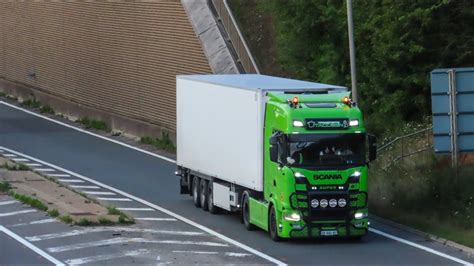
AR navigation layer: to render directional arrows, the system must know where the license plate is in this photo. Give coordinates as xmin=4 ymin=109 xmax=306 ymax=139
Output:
xmin=320 ymin=230 xmax=338 ymax=236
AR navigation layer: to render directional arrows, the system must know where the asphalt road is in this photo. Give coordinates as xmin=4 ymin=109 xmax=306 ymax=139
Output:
xmin=0 ymin=101 xmax=473 ymax=265
xmin=0 ymin=230 xmax=53 ymax=266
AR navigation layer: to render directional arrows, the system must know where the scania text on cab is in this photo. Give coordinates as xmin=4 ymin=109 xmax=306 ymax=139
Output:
xmin=175 ymin=74 xmax=377 ymax=241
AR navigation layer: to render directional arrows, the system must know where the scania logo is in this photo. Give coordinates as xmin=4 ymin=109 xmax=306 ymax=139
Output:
xmin=314 ymin=174 xmax=343 ymax=180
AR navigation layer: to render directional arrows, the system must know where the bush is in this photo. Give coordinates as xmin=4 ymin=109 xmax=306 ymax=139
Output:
xmin=0 ymin=182 xmax=11 ymax=193
xmin=59 ymin=215 xmax=73 ymax=224
xmin=77 ymin=117 xmax=108 ymax=131
xmin=40 ymin=105 xmax=55 ymax=114
xmin=48 ymin=209 xmax=60 ymax=218
xmin=21 ymin=99 xmax=41 ymax=109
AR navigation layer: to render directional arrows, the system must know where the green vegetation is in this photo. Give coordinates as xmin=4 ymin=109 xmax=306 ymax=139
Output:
xmin=59 ymin=215 xmax=73 ymax=224
xmin=77 ymin=218 xmax=95 ymax=226
xmin=140 ymin=133 xmax=175 ymax=152
xmin=77 ymin=117 xmax=108 ymax=131
xmin=21 ymin=99 xmax=41 ymax=109
xmin=48 ymin=209 xmax=60 ymax=217
xmin=39 ymin=105 xmax=55 ymax=114
xmin=0 ymin=92 xmax=6 ymax=97
xmin=0 ymin=182 xmax=12 ymax=193
xmin=231 ymin=0 xmax=474 ymax=135
xmin=1 ymin=162 xmax=30 ymax=171
xmin=11 ymin=192 xmax=48 ymax=212
xmin=99 ymin=217 xmax=114 ymax=225
xmin=107 ymin=206 xmax=135 ymax=224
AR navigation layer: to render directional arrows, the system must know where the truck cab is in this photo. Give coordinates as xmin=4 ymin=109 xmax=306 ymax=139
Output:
xmin=248 ymin=91 xmax=376 ymax=240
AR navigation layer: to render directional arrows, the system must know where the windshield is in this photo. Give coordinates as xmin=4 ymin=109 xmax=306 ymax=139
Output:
xmin=286 ymin=133 xmax=365 ymax=168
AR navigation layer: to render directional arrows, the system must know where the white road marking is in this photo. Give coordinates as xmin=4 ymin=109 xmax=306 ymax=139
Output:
xmin=4 ymin=153 xmax=17 ymax=157
xmin=48 ymin=237 xmax=228 ymax=253
xmin=0 ymin=209 xmax=36 ymax=217
xmin=12 ymin=218 xmax=57 ymax=227
xmin=0 ymin=146 xmax=278 ymax=265
xmin=117 ymin=207 xmax=154 ymax=211
xmin=27 ymin=227 xmax=204 ymax=241
xmin=97 ymin=197 xmax=132 ymax=201
xmin=0 ymin=200 xmax=17 ymax=206
xmin=34 ymin=168 xmax=55 ymax=172
xmin=370 ymin=228 xmax=474 ymax=265
xmin=69 ymin=185 xmax=100 ymax=189
xmin=82 ymin=191 xmax=115 ymax=195
xmin=225 ymin=252 xmax=252 ymax=257
xmin=135 ymin=217 xmax=177 ymax=221
xmin=47 ymin=174 xmax=71 ymax=177
xmin=26 ymin=163 xmax=42 ymax=167
xmin=11 ymin=158 xmax=29 ymax=162
xmin=0 ymin=149 xmax=4 ymax=152
xmin=172 ymin=250 xmax=252 ymax=257
xmin=57 ymin=179 xmax=84 ymax=183
xmin=0 ymin=225 xmax=64 ymax=266
xmin=65 ymin=249 xmax=151 ymax=265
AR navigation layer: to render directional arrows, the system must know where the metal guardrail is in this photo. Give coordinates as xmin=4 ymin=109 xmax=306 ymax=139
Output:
xmin=210 ymin=0 xmax=260 ymax=74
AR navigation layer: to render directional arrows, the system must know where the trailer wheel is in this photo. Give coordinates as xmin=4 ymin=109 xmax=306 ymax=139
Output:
xmin=269 ymin=205 xmax=281 ymax=242
xmin=207 ymin=180 xmax=219 ymax=214
xmin=192 ymin=176 xmax=201 ymax=208
xmin=200 ymin=179 xmax=209 ymax=211
xmin=242 ymin=192 xmax=256 ymax=230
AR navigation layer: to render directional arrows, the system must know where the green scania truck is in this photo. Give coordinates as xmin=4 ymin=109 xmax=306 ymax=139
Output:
xmin=176 ymin=74 xmax=377 ymax=241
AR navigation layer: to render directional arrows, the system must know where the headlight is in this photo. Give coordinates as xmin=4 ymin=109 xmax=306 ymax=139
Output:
xmin=283 ymin=212 xmax=301 ymax=222
xmin=329 ymin=199 xmax=337 ymax=208
xmin=293 ymin=120 xmax=304 ymax=127
xmin=338 ymin=198 xmax=347 ymax=208
xmin=349 ymin=119 xmax=359 ymax=127
xmin=320 ymin=199 xmax=328 ymax=208
xmin=311 ymin=199 xmax=319 ymax=208
xmin=354 ymin=212 xmax=368 ymax=219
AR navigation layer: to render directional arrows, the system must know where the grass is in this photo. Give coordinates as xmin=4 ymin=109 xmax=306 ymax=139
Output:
xmin=0 ymin=182 xmax=12 ymax=193
xmin=107 ymin=206 xmax=135 ymax=224
xmin=76 ymin=218 xmax=95 ymax=226
xmin=11 ymin=192 xmax=48 ymax=212
xmin=39 ymin=105 xmax=55 ymax=114
xmin=0 ymin=92 xmax=6 ymax=97
xmin=48 ymin=209 xmax=60 ymax=218
xmin=59 ymin=215 xmax=73 ymax=224
xmin=1 ymin=162 xmax=30 ymax=171
xmin=99 ymin=217 xmax=114 ymax=225
xmin=77 ymin=117 xmax=108 ymax=131
xmin=140 ymin=133 xmax=175 ymax=152
xmin=21 ymin=99 xmax=41 ymax=109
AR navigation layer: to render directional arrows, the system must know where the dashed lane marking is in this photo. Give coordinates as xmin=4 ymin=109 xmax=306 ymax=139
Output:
xmin=0 ymin=209 xmax=36 ymax=217
xmin=0 ymin=200 xmax=17 ymax=206
xmin=4 ymin=153 xmax=17 ymax=157
xmin=12 ymin=218 xmax=57 ymax=227
xmin=33 ymin=168 xmax=55 ymax=172
xmin=0 ymin=225 xmax=64 ymax=266
xmin=82 ymin=191 xmax=116 ymax=196
xmin=47 ymin=237 xmax=228 ymax=253
xmin=69 ymin=185 xmax=100 ymax=189
xmin=27 ymin=227 xmax=204 ymax=242
xmin=57 ymin=179 xmax=84 ymax=183
xmin=172 ymin=250 xmax=252 ymax=257
xmin=11 ymin=158 xmax=29 ymax=162
xmin=117 ymin=207 xmax=154 ymax=212
xmin=64 ymin=249 xmax=151 ymax=265
xmin=97 ymin=197 xmax=132 ymax=202
xmin=47 ymin=174 xmax=71 ymax=177
xmin=135 ymin=217 xmax=177 ymax=222
xmin=26 ymin=163 xmax=42 ymax=167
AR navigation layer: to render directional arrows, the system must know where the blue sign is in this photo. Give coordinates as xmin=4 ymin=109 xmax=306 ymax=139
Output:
xmin=431 ymin=67 xmax=474 ymax=153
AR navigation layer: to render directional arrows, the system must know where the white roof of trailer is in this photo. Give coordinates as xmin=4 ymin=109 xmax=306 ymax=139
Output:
xmin=177 ymin=74 xmax=347 ymax=92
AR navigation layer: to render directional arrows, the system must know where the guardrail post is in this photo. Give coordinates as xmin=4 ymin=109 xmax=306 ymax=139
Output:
xmin=448 ymin=69 xmax=458 ymax=167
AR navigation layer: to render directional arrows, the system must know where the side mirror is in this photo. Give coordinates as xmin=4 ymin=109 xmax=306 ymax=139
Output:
xmin=269 ymin=135 xmax=279 ymax=162
xmin=368 ymin=134 xmax=377 ymax=162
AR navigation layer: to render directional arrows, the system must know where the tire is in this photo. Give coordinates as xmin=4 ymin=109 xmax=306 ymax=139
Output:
xmin=192 ymin=176 xmax=201 ymax=208
xmin=207 ymin=180 xmax=219 ymax=214
xmin=242 ymin=192 xmax=256 ymax=230
xmin=200 ymin=179 xmax=209 ymax=211
xmin=269 ymin=205 xmax=281 ymax=242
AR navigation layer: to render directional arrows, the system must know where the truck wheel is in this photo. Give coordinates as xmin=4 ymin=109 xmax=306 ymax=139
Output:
xmin=242 ymin=192 xmax=255 ymax=230
xmin=192 ymin=176 xmax=201 ymax=208
xmin=207 ymin=181 xmax=219 ymax=214
xmin=200 ymin=179 xmax=209 ymax=211
xmin=269 ymin=205 xmax=281 ymax=242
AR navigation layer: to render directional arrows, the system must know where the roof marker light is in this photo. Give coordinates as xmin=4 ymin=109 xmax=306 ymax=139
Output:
xmin=343 ymin=96 xmax=351 ymax=106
